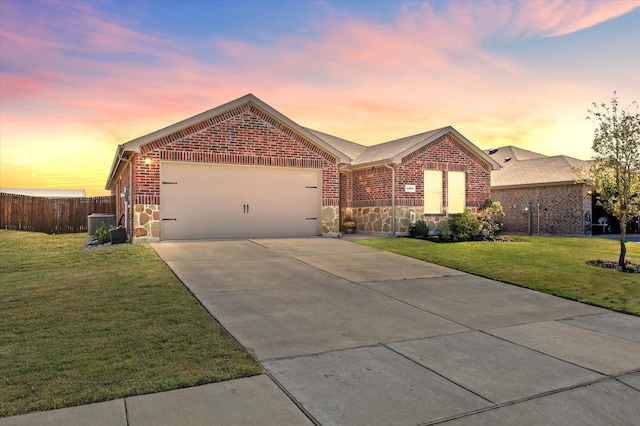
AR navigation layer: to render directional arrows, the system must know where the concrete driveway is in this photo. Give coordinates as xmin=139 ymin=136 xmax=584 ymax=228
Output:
xmin=151 ymin=237 xmax=640 ymax=425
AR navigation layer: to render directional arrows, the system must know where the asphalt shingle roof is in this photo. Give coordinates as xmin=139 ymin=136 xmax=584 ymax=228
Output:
xmin=486 ymin=146 xmax=590 ymax=188
xmin=107 ymin=94 xmax=500 ymax=189
xmin=347 ymin=128 xmax=445 ymax=166
xmin=311 ymin=126 xmax=498 ymax=169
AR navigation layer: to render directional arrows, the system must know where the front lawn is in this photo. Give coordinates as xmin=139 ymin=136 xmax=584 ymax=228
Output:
xmin=0 ymin=231 xmax=262 ymax=417
xmin=356 ymin=236 xmax=640 ymax=315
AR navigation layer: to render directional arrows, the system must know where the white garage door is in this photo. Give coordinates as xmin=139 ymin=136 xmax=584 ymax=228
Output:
xmin=160 ymin=162 xmax=321 ymax=240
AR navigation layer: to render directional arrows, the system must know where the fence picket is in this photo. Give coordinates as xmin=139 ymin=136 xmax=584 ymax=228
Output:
xmin=0 ymin=194 xmax=116 ymax=234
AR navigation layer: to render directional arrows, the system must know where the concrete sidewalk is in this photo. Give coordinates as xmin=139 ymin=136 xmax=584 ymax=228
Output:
xmin=3 ymin=237 xmax=640 ymax=425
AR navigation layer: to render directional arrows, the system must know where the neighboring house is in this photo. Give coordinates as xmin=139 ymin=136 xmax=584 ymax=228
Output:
xmin=486 ymin=146 xmax=592 ymax=235
xmin=106 ymin=94 xmax=499 ymax=242
xmin=0 ymin=188 xmax=86 ymax=198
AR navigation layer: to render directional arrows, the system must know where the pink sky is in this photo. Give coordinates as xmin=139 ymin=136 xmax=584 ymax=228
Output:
xmin=1 ymin=0 xmax=639 ymax=196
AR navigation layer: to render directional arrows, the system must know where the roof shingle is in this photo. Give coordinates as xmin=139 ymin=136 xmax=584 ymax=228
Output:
xmin=486 ymin=146 xmax=590 ymax=188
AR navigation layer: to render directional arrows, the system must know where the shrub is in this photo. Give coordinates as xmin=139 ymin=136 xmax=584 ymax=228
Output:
xmin=449 ymin=210 xmax=481 ymax=241
xmin=412 ymin=220 xmax=429 ymax=237
xmin=95 ymin=224 xmax=111 ymax=244
xmin=437 ymin=221 xmax=452 ymax=241
xmin=478 ymin=200 xmax=505 ymax=239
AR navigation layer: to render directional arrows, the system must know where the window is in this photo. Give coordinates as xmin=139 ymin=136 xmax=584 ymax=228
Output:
xmin=423 ymin=170 xmax=442 ymax=214
xmin=448 ymin=171 xmax=466 ymax=213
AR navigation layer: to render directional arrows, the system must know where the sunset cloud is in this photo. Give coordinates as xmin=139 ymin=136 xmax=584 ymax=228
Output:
xmin=507 ymin=0 xmax=640 ymax=38
xmin=1 ymin=0 xmax=638 ymax=195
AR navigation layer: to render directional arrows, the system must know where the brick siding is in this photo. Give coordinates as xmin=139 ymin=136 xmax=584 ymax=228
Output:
xmin=131 ymin=105 xmax=340 ymax=207
xmin=342 ymin=135 xmax=491 ymax=212
xmin=340 ymin=134 xmax=492 ymax=233
xmin=492 ymin=183 xmax=591 ymax=235
xmin=397 ymin=135 xmax=491 ymax=211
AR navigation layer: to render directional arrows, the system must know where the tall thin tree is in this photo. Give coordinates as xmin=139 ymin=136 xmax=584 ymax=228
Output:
xmin=585 ymin=93 xmax=640 ymax=269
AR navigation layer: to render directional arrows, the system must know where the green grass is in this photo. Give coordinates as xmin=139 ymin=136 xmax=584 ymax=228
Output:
xmin=356 ymin=236 xmax=640 ymax=316
xmin=0 ymin=231 xmax=262 ymax=418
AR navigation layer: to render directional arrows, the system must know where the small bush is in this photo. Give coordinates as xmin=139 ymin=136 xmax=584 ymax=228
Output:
xmin=449 ymin=210 xmax=481 ymax=241
xmin=478 ymin=200 xmax=505 ymax=239
xmin=412 ymin=220 xmax=429 ymax=237
xmin=95 ymin=224 xmax=111 ymax=244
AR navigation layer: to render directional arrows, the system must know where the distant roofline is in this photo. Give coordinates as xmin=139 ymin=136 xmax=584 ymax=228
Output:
xmin=0 ymin=188 xmax=87 ymax=198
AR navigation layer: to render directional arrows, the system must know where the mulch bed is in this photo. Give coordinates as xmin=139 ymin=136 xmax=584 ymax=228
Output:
xmin=586 ymin=259 xmax=640 ymax=273
xmin=82 ymin=235 xmax=129 ymax=251
xmin=412 ymin=236 xmax=519 ymax=243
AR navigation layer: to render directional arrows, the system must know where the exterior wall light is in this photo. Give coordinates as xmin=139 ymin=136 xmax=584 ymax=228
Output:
xmin=144 ymin=156 xmax=152 ymax=165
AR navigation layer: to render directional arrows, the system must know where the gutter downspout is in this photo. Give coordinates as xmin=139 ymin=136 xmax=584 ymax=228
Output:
xmin=384 ymin=162 xmax=396 ymax=236
xmin=117 ymin=148 xmax=134 ymax=242
xmin=338 ymin=163 xmax=350 ymax=233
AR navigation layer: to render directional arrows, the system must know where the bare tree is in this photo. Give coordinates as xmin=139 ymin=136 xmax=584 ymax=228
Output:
xmin=585 ymin=93 xmax=640 ymax=269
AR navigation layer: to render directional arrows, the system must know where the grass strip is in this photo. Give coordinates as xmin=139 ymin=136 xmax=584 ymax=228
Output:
xmin=0 ymin=231 xmax=262 ymax=417
xmin=355 ymin=236 xmax=640 ymax=315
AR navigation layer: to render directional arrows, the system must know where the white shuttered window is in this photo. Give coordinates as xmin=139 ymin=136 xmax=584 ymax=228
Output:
xmin=423 ymin=170 xmax=443 ymax=214
xmin=448 ymin=171 xmax=466 ymax=214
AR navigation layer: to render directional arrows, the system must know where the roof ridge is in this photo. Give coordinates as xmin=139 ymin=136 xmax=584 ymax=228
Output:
xmin=376 ymin=126 xmax=450 ymax=146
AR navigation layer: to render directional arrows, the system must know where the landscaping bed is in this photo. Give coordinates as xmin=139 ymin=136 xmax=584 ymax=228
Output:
xmin=587 ymin=259 xmax=640 ymax=273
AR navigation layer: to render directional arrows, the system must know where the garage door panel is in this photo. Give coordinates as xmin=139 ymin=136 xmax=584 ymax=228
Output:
xmin=160 ymin=162 xmax=321 ymax=240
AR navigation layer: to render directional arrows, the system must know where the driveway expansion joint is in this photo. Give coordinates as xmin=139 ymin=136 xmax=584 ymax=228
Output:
xmin=383 ymin=343 xmax=497 ymax=406
xmin=422 ymin=376 xmax=615 ymax=426
xmin=265 ymin=372 xmax=322 ymax=426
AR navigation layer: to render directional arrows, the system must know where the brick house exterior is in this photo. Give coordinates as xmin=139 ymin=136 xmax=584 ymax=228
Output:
xmin=106 ymin=94 xmax=498 ymax=242
xmin=325 ymin=130 xmax=496 ymax=234
xmin=486 ymin=146 xmax=593 ymax=235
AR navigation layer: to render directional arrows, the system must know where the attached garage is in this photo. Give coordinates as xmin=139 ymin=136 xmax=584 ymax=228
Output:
xmin=160 ymin=162 xmax=321 ymax=240
xmin=106 ymin=94 xmax=496 ymax=243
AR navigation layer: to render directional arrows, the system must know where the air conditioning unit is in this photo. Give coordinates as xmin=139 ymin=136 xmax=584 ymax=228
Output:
xmin=87 ymin=213 xmax=116 ymax=235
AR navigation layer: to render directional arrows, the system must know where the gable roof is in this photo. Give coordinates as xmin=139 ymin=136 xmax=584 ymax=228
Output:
xmin=311 ymin=126 xmax=500 ymax=170
xmin=106 ymin=94 xmax=351 ymax=190
xmin=0 ymin=188 xmax=86 ymax=198
xmin=106 ymin=94 xmax=499 ymax=190
xmin=486 ymin=146 xmax=590 ymax=188
xmin=305 ymin=128 xmax=367 ymax=162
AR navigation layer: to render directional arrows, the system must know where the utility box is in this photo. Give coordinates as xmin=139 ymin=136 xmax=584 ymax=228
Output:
xmin=88 ymin=213 xmax=116 ymax=236
xmin=110 ymin=227 xmax=128 ymax=244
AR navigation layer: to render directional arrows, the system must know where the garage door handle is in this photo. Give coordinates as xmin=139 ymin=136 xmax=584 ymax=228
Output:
xmin=243 ymin=204 xmax=250 ymax=214
xmin=162 ymin=218 xmax=177 ymax=221
xmin=306 ymin=217 xmax=317 ymax=220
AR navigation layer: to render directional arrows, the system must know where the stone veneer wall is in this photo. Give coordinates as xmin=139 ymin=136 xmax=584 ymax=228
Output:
xmin=342 ymin=206 xmax=451 ymax=235
xmin=133 ymin=204 xmax=160 ymax=242
xmin=321 ymin=206 xmax=340 ymax=235
xmin=133 ymin=204 xmax=337 ymax=242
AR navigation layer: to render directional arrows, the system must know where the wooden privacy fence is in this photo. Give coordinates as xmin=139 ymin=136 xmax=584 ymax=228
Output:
xmin=0 ymin=194 xmax=116 ymax=234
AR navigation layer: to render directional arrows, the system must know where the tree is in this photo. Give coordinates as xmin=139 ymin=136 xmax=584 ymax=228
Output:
xmin=584 ymin=93 xmax=640 ymax=269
